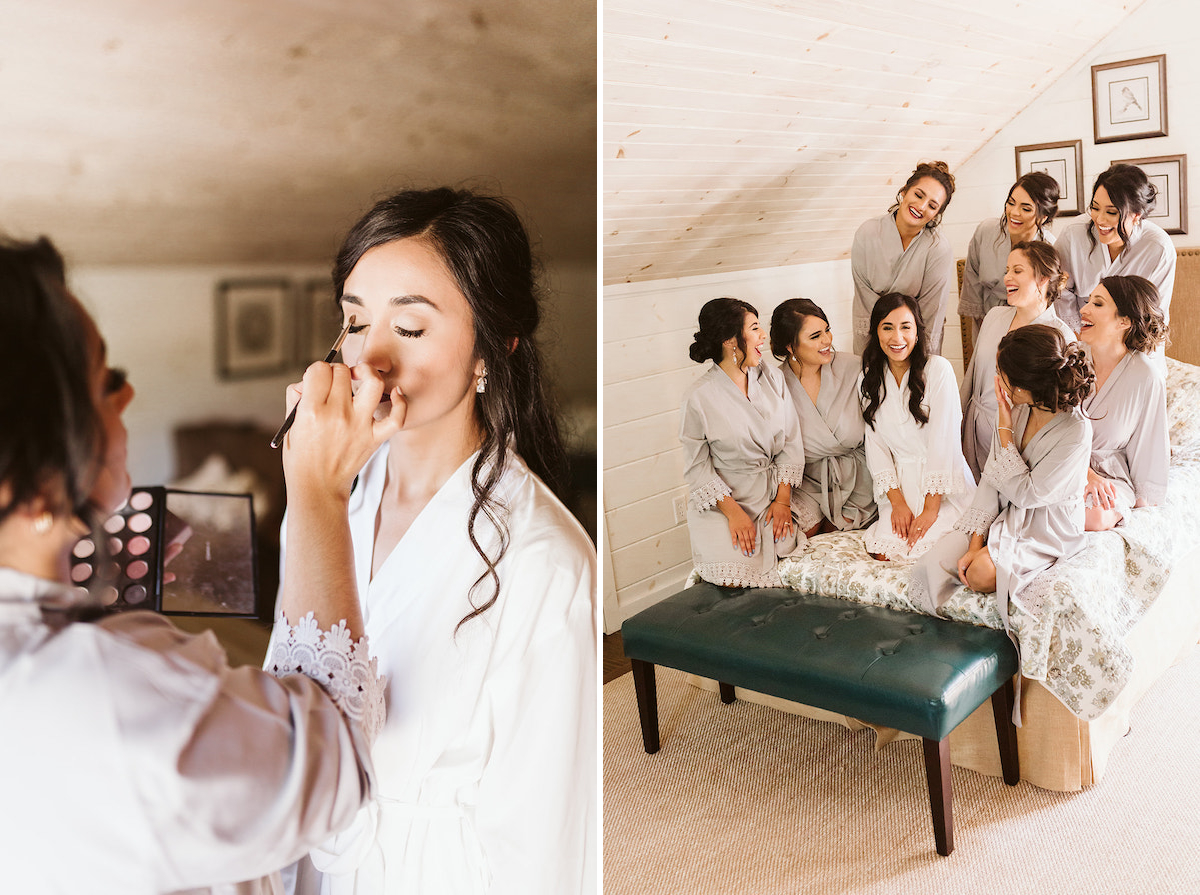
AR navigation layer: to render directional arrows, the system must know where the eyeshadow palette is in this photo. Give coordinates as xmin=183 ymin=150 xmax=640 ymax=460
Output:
xmin=69 ymin=486 xmax=260 ymax=618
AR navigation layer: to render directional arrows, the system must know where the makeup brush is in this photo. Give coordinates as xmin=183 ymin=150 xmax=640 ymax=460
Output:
xmin=270 ymin=315 xmax=356 ymax=449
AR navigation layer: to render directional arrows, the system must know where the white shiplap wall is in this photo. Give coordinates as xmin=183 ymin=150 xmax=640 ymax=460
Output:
xmin=604 ymin=0 xmax=1146 ymax=285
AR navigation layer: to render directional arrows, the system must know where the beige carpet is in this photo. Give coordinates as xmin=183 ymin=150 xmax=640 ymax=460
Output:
xmin=603 ymin=646 xmax=1200 ymax=894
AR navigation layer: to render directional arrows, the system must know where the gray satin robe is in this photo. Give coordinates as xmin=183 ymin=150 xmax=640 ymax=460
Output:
xmin=851 ymin=211 xmax=954 ymax=355
xmin=779 ymin=353 xmax=876 ymax=531
xmin=912 ymin=406 xmax=1092 ymax=620
xmin=961 ymin=304 xmax=1075 ymax=481
xmin=1082 ymin=350 xmax=1169 ymax=512
xmin=957 ymin=218 xmax=1055 ymax=320
xmin=680 ymin=363 xmax=807 ymax=587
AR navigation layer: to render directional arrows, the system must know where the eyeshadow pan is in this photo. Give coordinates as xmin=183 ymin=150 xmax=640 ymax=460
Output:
xmin=108 ymin=536 xmax=124 ymax=556
xmin=123 ymin=584 xmax=147 ymax=605
xmin=127 ymin=536 xmax=150 ymax=557
xmin=126 ymin=560 xmax=149 ymax=581
xmin=70 ymin=563 xmax=92 ymax=584
xmin=72 ymin=539 xmax=95 ymax=559
xmin=100 ymin=586 xmax=120 ymax=606
xmin=128 ymin=512 xmax=152 ymax=534
xmin=104 ymin=515 xmax=127 ymax=534
xmin=129 ymin=490 xmax=154 ymax=511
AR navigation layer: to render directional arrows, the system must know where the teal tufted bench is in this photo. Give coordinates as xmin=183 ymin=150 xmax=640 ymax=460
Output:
xmin=622 ymin=582 xmax=1020 ymax=856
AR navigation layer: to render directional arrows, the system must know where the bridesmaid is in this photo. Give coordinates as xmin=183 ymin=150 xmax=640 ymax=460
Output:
xmin=770 ymin=298 xmax=875 ymax=536
xmin=1078 ymin=275 xmax=1170 ymax=531
xmin=961 ymin=241 xmax=1075 ymax=480
xmin=851 ymin=161 xmax=956 ymax=355
xmin=859 ymin=294 xmax=974 ymax=561
xmin=1055 ymin=164 xmax=1176 ymax=342
xmin=680 ymin=297 xmax=807 ymax=587
xmin=912 ymin=326 xmax=1094 ymax=621
xmin=958 ymin=171 xmax=1060 ymax=339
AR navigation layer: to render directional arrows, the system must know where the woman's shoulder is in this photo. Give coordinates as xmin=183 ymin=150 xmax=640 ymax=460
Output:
xmin=832 ymin=351 xmax=862 ymax=378
xmin=970 ymin=217 xmax=1004 ymax=246
xmin=680 ymin=364 xmax=720 ymax=405
xmin=925 ymin=354 xmax=955 ymax=380
xmin=501 ymin=456 xmax=596 ymax=569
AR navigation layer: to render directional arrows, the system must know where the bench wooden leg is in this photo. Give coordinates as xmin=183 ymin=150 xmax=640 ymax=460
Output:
xmin=718 ymin=681 xmax=736 ymax=704
xmin=991 ymin=676 xmax=1020 ymax=785
xmin=921 ymin=737 xmax=954 ymax=856
xmin=630 ymin=659 xmax=660 ymax=754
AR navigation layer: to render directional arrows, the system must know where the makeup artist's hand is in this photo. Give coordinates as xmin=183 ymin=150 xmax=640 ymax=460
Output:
xmin=282 ymin=362 xmax=405 ymax=502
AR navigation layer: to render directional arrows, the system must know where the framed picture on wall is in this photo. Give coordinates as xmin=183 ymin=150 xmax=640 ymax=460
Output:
xmin=1091 ymin=55 xmax=1168 ymax=144
xmin=215 ymin=279 xmax=293 ymax=380
xmin=298 ymin=278 xmax=343 ymax=368
xmin=1112 ymin=154 xmax=1188 ymax=234
xmin=1014 ymin=139 xmax=1085 ymax=217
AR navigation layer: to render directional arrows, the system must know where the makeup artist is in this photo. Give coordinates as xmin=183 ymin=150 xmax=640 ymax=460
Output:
xmin=0 ymin=236 xmax=394 ymax=894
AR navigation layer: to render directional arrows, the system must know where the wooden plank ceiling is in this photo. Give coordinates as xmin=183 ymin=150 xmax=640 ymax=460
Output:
xmin=603 ymin=0 xmax=1145 ymax=284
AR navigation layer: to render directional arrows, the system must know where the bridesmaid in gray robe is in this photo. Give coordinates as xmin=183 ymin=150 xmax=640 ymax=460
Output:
xmin=680 ymin=298 xmax=807 ymax=588
xmin=957 ymin=172 xmax=1060 ymax=338
xmin=770 ymin=298 xmax=875 ymax=534
xmin=1077 ymin=275 xmax=1170 ymax=530
xmin=912 ymin=326 xmax=1094 ymax=623
xmin=851 ymin=161 xmax=956 ymax=356
xmin=961 ymin=241 xmax=1075 ymax=480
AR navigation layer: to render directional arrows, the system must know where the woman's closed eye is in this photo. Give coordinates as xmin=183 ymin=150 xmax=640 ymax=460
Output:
xmin=395 ymin=326 xmax=425 ymax=338
xmin=347 ymin=322 xmax=368 ymax=335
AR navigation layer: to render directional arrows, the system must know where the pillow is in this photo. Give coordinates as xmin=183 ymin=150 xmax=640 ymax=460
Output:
xmin=1164 ymin=357 xmax=1200 ymax=457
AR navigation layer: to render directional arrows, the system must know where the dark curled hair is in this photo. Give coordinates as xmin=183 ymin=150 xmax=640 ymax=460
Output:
xmin=996 ymin=324 xmax=1094 ymax=411
xmin=1100 ymin=275 xmax=1169 ymax=353
xmin=769 ymin=298 xmax=828 ymax=361
xmin=0 ymin=237 xmax=101 ymax=528
xmin=1087 ymin=164 xmax=1157 ymax=250
xmin=888 ymin=160 xmax=956 ymax=229
xmin=1011 ymin=240 xmax=1068 ymax=308
xmin=860 ymin=293 xmax=930 ymax=429
xmin=334 ymin=188 xmax=566 ymax=632
xmin=688 ymin=297 xmax=757 ymax=364
xmin=998 ymin=171 xmax=1060 ymax=238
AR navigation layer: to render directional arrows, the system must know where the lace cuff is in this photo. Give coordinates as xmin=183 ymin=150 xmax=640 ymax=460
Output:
xmin=982 ymin=441 xmax=1027 ymax=489
xmin=954 ymin=506 xmax=996 ymax=537
xmin=775 ymin=462 xmax=806 ymax=488
xmin=872 ymin=471 xmax=900 ymax=501
xmin=922 ymin=469 xmax=964 ymax=496
xmin=690 ymin=477 xmax=732 ymax=512
xmin=268 ymin=612 xmax=386 ymax=745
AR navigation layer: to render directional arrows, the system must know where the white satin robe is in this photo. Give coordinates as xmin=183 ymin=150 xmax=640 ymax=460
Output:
xmin=0 ymin=568 xmax=374 ymax=895
xmin=860 ymin=355 xmax=975 ymax=561
xmin=961 ymin=304 xmax=1075 ymax=480
xmin=851 ymin=211 xmax=954 ymax=355
xmin=680 ymin=363 xmax=807 ymax=587
xmin=279 ymin=446 xmax=596 ymax=895
xmin=779 ymin=353 xmax=876 ymax=530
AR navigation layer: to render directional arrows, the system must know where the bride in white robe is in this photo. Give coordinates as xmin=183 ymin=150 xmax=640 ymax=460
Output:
xmin=858 ymin=294 xmax=974 ymax=562
xmin=271 ymin=189 xmax=596 ymax=895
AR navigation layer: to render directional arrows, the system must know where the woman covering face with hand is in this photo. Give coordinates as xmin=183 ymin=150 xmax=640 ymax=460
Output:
xmin=851 ymin=161 xmax=956 ymax=355
xmin=858 ymin=294 xmax=974 ymax=562
xmin=771 ymin=298 xmax=875 ymax=536
xmin=680 ymin=297 xmax=806 ymax=587
xmin=0 ymin=237 xmax=386 ymax=894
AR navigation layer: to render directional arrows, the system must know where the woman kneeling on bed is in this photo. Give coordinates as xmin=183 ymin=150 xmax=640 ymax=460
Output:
xmin=912 ymin=325 xmax=1093 ymax=617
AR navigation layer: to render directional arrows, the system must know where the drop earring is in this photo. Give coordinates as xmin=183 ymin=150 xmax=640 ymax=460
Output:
xmin=476 ymin=366 xmax=487 ymax=394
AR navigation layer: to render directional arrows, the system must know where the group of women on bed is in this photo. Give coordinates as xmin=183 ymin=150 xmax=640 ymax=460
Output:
xmin=681 ymin=159 xmax=1173 ymax=624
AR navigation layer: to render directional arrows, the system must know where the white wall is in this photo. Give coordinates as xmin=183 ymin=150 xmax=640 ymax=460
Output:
xmin=941 ymin=0 xmax=1200 ymax=260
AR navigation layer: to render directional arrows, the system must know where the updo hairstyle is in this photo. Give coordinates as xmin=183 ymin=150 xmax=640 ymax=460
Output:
xmin=689 ymin=297 xmax=758 ymax=365
xmin=1100 ymin=275 xmax=1169 ymax=353
xmin=1088 ymin=164 xmax=1158 ymax=249
xmin=889 ymin=161 xmax=956 ymax=228
xmin=1010 ymin=240 xmax=1068 ymax=308
xmin=769 ymin=298 xmax=828 ymax=361
xmin=1001 ymin=171 xmax=1060 ymax=237
xmin=996 ymin=324 xmax=1094 ymax=411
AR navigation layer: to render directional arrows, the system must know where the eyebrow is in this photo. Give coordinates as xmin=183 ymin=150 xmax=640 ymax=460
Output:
xmin=341 ymin=293 xmax=440 ymax=311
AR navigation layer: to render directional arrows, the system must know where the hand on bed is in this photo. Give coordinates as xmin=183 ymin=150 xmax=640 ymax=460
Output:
xmin=1085 ymin=467 xmax=1119 ymax=510
xmin=766 ymin=500 xmax=793 ymax=543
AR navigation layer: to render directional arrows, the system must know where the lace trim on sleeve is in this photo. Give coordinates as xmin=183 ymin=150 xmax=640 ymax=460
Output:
xmin=922 ymin=469 xmax=965 ymax=496
xmin=872 ymin=471 xmax=899 ymax=501
xmin=982 ymin=441 xmax=1028 ymax=489
xmin=953 ymin=506 xmax=997 ymax=537
xmin=1136 ymin=482 xmax=1167 ymax=507
xmin=690 ymin=477 xmax=732 ymax=512
xmin=268 ymin=612 xmax=386 ymax=745
xmin=775 ymin=462 xmax=806 ymax=488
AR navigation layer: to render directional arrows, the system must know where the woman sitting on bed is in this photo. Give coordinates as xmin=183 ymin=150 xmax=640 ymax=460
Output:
xmin=859 ymin=293 xmax=974 ymax=561
xmin=1078 ymin=275 xmax=1169 ymax=531
xmin=680 ymin=297 xmax=806 ymax=587
xmin=913 ymin=325 xmax=1094 ymax=618
xmin=961 ymin=241 xmax=1075 ymax=480
xmin=771 ymin=298 xmax=876 ymax=536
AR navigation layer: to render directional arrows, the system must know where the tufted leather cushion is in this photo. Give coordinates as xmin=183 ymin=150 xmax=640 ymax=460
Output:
xmin=623 ymin=582 xmax=1018 ymax=742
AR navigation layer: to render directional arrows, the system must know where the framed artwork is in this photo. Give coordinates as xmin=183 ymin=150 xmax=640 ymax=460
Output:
xmin=215 ymin=279 xmax=293 ymax=379
xmin=1091 ymin=55 xmax=1168 ymax=144
xmin=1112 ymin=154 xmax=1188 ymax=235
xmin=1014 ymin=140 xmax=1085 ymax=217
xmin=298 ymin=278 xmax=344 ymax=367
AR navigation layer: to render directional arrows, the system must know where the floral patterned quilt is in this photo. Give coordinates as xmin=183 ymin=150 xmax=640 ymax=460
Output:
xmin=772 ymin=358 xmax=1200 ymax=722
